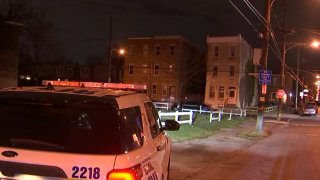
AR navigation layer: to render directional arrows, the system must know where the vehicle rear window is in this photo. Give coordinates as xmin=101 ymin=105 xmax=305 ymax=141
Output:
xmin=0 ymin=91 xmax=143 ymax=155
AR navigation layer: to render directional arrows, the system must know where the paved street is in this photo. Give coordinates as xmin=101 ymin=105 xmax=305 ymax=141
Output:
xmin=170 ymin=112 xmax=320 ymax=180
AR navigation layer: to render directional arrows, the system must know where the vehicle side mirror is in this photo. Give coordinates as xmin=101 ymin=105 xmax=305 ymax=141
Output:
xmin=162 ymin=120 xmax=180 ymax=131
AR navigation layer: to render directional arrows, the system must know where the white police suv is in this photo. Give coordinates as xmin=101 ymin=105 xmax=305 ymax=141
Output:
xmin=0 ymin=80 xmax=180 ymax=180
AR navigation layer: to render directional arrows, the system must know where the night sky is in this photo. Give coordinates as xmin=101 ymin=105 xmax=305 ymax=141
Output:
xmin=26 ymin=0 xmax=320 ymax=69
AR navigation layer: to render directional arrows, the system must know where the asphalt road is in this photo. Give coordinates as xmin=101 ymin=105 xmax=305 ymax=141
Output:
xmin=170 ymin=113 xmax=320 ymax=180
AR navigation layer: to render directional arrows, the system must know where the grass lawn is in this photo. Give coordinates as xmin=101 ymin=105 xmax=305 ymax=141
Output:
xmin=166 ymin=113 xmax=253 ymax=142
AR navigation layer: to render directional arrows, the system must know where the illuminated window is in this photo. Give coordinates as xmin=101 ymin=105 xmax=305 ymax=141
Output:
xmin=141 ymin=64 xmax=148 ymax=76
xmin=143 ymin=45 xmax=148 ymax=57
xmin=169 ymin=65 xmax=173 ymax=73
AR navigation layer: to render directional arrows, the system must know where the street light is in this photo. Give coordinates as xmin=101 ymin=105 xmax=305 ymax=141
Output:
xmin=107 ymin=48 xmax=125 ymax=82
xmin=311 ymin=41 xmax=320 ymax=48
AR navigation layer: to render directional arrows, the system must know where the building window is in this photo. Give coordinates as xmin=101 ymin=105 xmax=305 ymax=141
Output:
xmin=143 ymin=45 xmax=149 ymax=57
xmin=142 ymin=64 xmax=148 ymax=76
xmin=154 ymin=64 xmax=160 ymax=75
xmin=219 ymin=86 xmax=224 ymax=99
xmin=229 ymin=45 xmax=236 ymax=57
xmin=229 ymin=87 xmax=236 ymax=98
xmin=170 ymin=45 xmax=175 ymax=55
xmin=162 ymin=84 xmax=167 ymax=97
xmin=230 ymin=66 xmax=234 ymax=78
xmin=81 ymin=68 xmax=89 ymax=75
xmin=213 ymin=66 xmax=218 ymax=77
xmin=209 ymin=86 xmax=215 ymax=98
xmin=213 ymin=45 xmax=219 ymax=59
xmin=152 ymin=84 xmax=157 ymax=95
xmin=129 ymin=64 xmax=134 ymax=75
xmin=155 ymin=45 xmax=160 ymax=56
xmin=169 ymin=86 xmax=176 ymax=99
xmin=169 ymin=65 xmax=173 ymax=73
xmin=129 ymin=45 xmax=135 ymax=56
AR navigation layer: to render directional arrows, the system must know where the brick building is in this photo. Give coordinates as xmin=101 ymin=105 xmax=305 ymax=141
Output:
xmin=123 ymin=36 xmax=205 ymax=104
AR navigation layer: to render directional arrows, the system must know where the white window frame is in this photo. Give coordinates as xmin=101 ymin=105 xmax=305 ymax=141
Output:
xmin=229 ymin=87 xmax=236 ymax=98
xmin=218 ymin=86 xmax=224 ymax=99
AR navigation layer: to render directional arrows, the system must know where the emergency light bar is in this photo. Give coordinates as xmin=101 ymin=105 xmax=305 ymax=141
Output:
xmin=42 ymin=80 xmax=147 ymax=90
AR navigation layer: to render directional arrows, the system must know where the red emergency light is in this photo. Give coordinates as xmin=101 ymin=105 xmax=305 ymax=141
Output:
xmin=42 ymin=80 xmax=147 ymax=90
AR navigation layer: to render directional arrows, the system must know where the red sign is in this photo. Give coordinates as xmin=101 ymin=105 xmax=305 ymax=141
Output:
xmin=276 ymin=89 xmax=286 ymax=99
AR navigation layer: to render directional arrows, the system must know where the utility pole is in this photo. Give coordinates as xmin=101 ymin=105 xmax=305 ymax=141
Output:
xmin=295 ymin=47 xmax=300 ymax=111
xmin=277 ymin=0 xmax=287 ymax=121
xmin=257 ymin=0 xmax=272 ymax=132
xmin=107 ymin=14 xmax=113 ymax=82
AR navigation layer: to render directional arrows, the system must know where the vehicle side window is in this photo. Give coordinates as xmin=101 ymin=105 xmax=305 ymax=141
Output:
xmin=144 ymin=102 xmax=161 ymax=138
xmin=119 ymin=106 xmax=144 ymax=152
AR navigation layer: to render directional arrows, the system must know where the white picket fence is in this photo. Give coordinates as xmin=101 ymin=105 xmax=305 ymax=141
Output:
xmin=210 ymin=110 xmax=222 ymax=122
xmin=181 ymin=104 xmax=211 ymax=114
xmin=158 ymin=111 xmax=193 ymax=125
xmin=153 ymin=102 xmax=170 ymax=111
xmin=158 ymin=108 xmax=247 ymax=125
xmin=244 ymin=105 xmax=278 ymax=116
xmin=156 ymin=102 xmax=278 ymax=125
xmin=265 ymin=106 xmax=278 ymax=112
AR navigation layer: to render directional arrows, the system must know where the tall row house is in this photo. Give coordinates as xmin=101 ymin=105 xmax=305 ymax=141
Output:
xmin=205 ymin=35 xmax=254 ymax=108
xmin=123 ymin=36 xmax=204 ymax=105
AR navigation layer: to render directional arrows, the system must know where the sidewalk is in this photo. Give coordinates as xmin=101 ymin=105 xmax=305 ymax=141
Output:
xmin=170 ymin=113 xmax=290 ymax=179
xmin=264 ymin=110 xmax=299 ymax=120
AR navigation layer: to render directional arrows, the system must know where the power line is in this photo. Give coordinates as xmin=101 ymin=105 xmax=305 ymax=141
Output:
xmin=228 ymin=0 xmax=259 ymax=34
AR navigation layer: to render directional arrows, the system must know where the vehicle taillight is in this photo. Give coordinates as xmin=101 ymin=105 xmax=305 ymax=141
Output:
xmin=107 ymin=164 xmax=143 ymax=180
